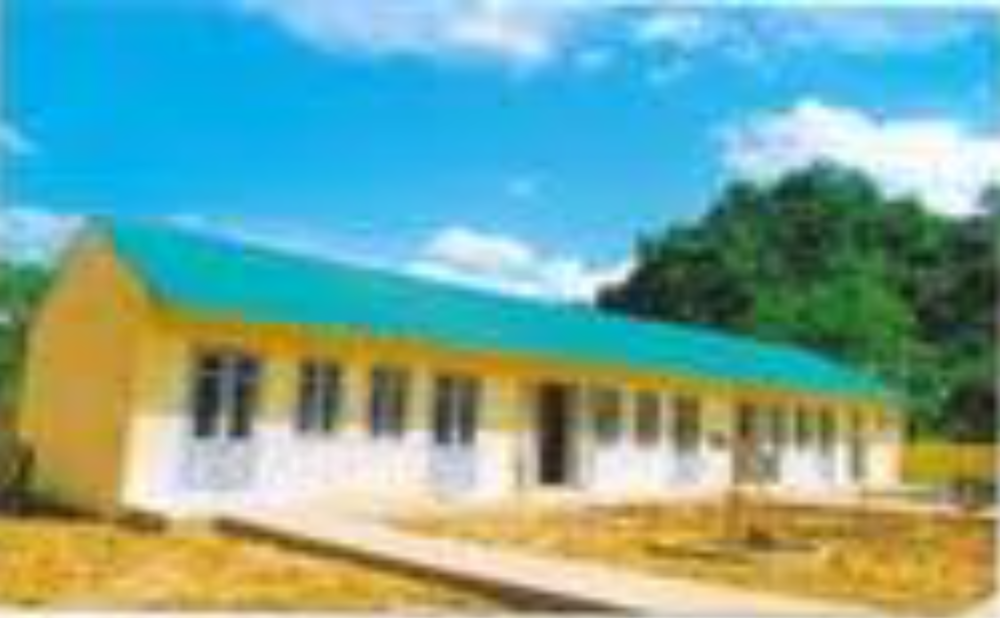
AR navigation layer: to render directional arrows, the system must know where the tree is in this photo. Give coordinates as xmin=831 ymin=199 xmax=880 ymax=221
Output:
xmin=600 ymin=163 xmax=997 ymax=441
xmin=0 ymin=261 xmax=52 ymax=421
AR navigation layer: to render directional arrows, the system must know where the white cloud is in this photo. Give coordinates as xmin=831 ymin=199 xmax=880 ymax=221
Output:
xmin=0 ymin=207 xmax=83 ymax=263
xmin=240 ymin=0 xmax=585 ymax=67
xmin=1 ymin=121 xmax=36 ymax=157
xmin=633 ymin=9 xmax=715 ymax=50
xmin=235 ymin=2 xmax=989 ymax=75
xmin=722 ymin=98 xmax=1000 ymax=216
xmin=172 ymin=215 xmax=630 ymax=301
xmin=629 ymin=7 xmax=990 ymax=88
xmin=170 ymin=216 xmax=630 ymax=301
xmin=756 ymin=10 xmax=986 ymax=55
xmin=633 ymin=8 xmax=986 ymax=59
xmin=0 ymin=210 xmax=630 ymax=301
xmin=410 ymin=225 xmax=629 ymax=302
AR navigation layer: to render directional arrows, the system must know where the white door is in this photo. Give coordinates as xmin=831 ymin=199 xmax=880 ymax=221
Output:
xmin=181 ymin=351 xmax=261 ymax=492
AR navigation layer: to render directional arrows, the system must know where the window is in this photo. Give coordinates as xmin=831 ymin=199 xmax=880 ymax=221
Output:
xmin=369 ymin=365 xmax=410 ymax=439
xmin=190 ymin=349 xmax=262 ymax=440
xmin=794 ymin=407 xmax=812 ymax=450
xmin=634 ymin=391 xmax=663 ymax=447
xmin=818 ymin=409 xmax=836 ymax=455
xmin=735 ymin=404 xmax=783 ymax=483
xmin=591 ymin=387 xmax=624 ymax=445
xmin=849 ymin=410 xmax=868 ymax=482
xmin=733 ymin=403 xmax=757 ymax=481
xmin=764 ymin=408 xmax=785 ymax=481
xmin=297 ymin=360 xmax=341 ymax=435
xmin=673 ymin=396 xmax=701 ymax=454
xmin=768 ymin=407 xmax=788 ymax=449
xmin=432 ymin=374 xmax=481 ymax=447
xmin=877 ymin=413 xmax=897 ymax=441
xmin=735 ymin=403 xmax=755 ymax=445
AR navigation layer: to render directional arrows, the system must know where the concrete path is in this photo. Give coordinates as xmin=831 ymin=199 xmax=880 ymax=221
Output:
xmin=220 ymin=505 xmax=876 ymax=616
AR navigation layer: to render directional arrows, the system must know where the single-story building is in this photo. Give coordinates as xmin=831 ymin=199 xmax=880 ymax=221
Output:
xmin=19 ymin=219 xmax=903 ymax=517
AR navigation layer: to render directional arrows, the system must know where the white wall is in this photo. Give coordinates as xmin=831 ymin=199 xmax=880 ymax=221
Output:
xmin=122 ymin=412 xmax=525 ymax=516
xmin=573 ymin=394 xmax=736 ymax=499
xmin=120 ymin=355 xmax=901 ymax=517
xmin=121 ymin=416 xmax=898 ymax=517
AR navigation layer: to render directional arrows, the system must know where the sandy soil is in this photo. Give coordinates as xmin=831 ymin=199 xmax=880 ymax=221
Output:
xmin=403 ymin=499 xmax=996 ymax=615
xmin=0 ymin=514 xmax=503 ymax=611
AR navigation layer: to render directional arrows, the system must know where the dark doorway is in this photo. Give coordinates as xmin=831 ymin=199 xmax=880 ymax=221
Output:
xmin=535 ymin=383 xmax=576 ymax=486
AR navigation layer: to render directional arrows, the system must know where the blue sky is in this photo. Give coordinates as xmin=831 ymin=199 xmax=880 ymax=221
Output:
xmin=3 ymin=1 xmax=998 ymax=300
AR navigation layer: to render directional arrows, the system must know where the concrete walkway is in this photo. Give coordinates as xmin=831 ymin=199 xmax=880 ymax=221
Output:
xmin=220 ymin=505 xmax=875 ymax=615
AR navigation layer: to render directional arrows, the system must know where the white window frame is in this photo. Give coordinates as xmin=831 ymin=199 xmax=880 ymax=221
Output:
xmin=673 ymin=395 xmax=702 ymax=455
xmin=188 ymin=348 xmax=262 ymax=441
xmin=849 ymin=410 xmax=869 ymax=483
xmin=634 ymin=390 xmax=664 ymax=448
xmin=793 ymin=406 xmax=813 ymax=451
xmin=369 ymin=365 xmax=410 ymax=440
xmin=590 ymin=386 xmax=625 ymax=446
xmin=817 ymin=408 xmax=838 ymax=481
xmin=296 ymin=359 xmax=342 ymax=436
xmin=432 ymin=374 xmax=481 ymax=447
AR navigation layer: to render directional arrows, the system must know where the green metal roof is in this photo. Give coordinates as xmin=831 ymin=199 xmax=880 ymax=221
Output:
xmin=96 ymin=218 xmax=890 ymax=403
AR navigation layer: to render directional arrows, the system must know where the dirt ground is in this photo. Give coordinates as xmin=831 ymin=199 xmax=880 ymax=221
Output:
xmin=403 ymin=499 xmax=996 ymax=615
xmin=0 ymin=514 xmax=503 ymax=611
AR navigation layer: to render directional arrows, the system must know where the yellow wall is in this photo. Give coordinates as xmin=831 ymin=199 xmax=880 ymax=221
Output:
xmin=902 ymin=441 xmax=996 ymax=486
xmin=18 ymin=232 xmax=155 ymax=512
xmin=139 ymin=313 xmax=896 ymax=437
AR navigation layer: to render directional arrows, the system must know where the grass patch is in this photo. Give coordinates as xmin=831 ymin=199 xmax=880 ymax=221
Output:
xmin=0 ymin=514 xmax=504 ymax=610
xmin=403 ymin=500 xmax=995 ymax=615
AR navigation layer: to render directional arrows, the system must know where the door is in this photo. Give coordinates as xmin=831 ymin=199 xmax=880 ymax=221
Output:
xmin=535 ymin=383 xmax=577 ymax=486
xmin=429 ymin=375 xmax=480 ymax=496
xmin=182 ymin=350 xmax=261 ymax=492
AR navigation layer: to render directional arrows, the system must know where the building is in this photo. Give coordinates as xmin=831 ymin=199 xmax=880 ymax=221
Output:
xmin=19 ymin=219 xmax=902 ymax=517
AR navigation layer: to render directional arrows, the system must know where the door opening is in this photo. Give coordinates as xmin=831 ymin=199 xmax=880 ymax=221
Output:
xmin=535 ymin=383 xmax=576 ymax=486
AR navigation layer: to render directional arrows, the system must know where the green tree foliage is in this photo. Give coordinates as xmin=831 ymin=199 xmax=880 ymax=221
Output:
xmin=600 ymin=163 xmax=997 ymax=441
xmin=0 ymin=261 xmax=52 ymax=420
